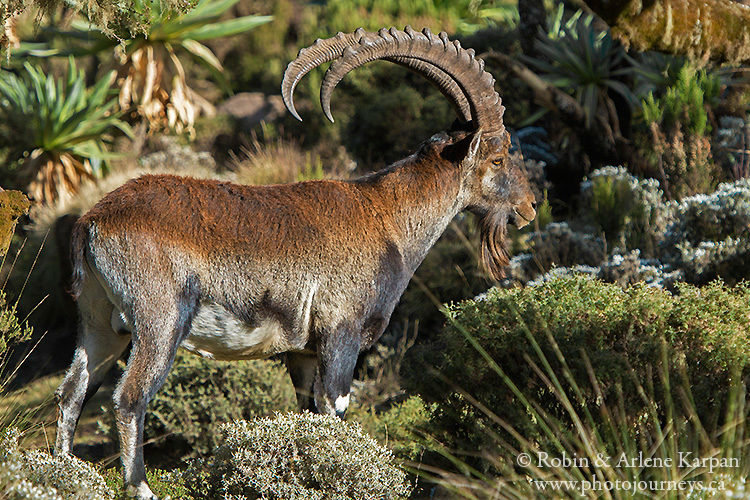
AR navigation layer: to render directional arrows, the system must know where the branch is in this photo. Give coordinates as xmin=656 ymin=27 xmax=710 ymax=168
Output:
xmin=582 ymin=0 xmax=750 ymax=65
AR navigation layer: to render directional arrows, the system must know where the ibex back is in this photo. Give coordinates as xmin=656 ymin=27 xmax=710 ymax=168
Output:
xmin=55 ymin=26 xmax=536 ymax=499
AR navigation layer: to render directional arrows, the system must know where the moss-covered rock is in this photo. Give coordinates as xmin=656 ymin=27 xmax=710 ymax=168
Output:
xmin=0 ymin=189 xmax=29 ymax=257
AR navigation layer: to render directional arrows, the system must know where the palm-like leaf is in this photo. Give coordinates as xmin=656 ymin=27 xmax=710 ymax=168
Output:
xmin=16 ymin=0 xmax=271 ymax=134
xmin=526 ymin=8 xmax=635 ymax=129
xmin=0 ymin=58 xmax=132 ymax=204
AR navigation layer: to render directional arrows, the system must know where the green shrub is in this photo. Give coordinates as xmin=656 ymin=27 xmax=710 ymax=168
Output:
xmin=0 ymin=289 xmax=33 ymax=357
xmin=101 ymin=467 xmax=191 ymax=500
xmin=349 ymin=395 xmax=434 ymax=461
xmin=580 ymin=166 xmax=672 ymax=256
xmin=183 ymin=412 xmax=413 ymax=499
xmin=0 ymin=58 xmax=132 ymax=204
xmin=528 ymin=6 xmax=634 ymax=130
xmin=505 ymin=222 xmax=606 ymax=284
xmin=412 ymin=275 xmax=750 ymax=468
xmin=419 ymin=318 xmax=750 ymax=498
xmin=139 ymin=351 xmax=296 ymax=459
xmin=663 ymin=178 xmax=750 ymax=284
xmin=0 ymin=428 xmax=113 ymax=499
xmin=638 ymin=64 xmax=723 ymax=198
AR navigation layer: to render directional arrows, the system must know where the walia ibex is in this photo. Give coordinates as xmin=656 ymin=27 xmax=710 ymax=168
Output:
xmin=54 ymin=26 xmax=536 ymax=499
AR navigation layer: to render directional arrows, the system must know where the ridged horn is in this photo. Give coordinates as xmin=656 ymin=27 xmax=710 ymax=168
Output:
xmin=281 ymin=27 xmax=472 ymax=122
xmin=319 ymin=27 xmax=505 ymax=136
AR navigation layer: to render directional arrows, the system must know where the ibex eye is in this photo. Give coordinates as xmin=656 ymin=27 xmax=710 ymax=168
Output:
xmin=492 ymin=159 xmax=502 ymax=166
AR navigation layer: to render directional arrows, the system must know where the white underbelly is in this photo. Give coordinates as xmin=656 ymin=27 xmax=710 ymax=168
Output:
xmin=181 ymin=302 xmax=287 ymax=360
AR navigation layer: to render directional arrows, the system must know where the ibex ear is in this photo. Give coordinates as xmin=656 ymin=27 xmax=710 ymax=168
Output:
xmin=441 ymin=129 xmax=483 ymax=168
xmin=463 ymin=128 xmax=483 ymax=168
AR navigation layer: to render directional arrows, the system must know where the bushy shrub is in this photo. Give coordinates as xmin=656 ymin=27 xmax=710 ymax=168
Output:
xmin=639 ymin=64 xmax=723 ymax=198
xmin=183 ymin=412 xmax=413 ymax=499
xmin=232 ymin=138 xmax=331 ymax=186
xmin=509 ymin=169 xmax=750 ymax=288
xmin=580 ymin=166 xmax=672 ymax=255
xmin=595 ymin=249 xmax=683 ymax=288
xmin=0 ymin=428 xmax=113 ymax=500
xmin=137 ymin=351 xmax=296 ymax=459
xmin=101 ymin=467 xmax=191 ymax=500
xmin=505 ymin=222 xmax=606 ymax=284
xmin=413 ymin=275 xmax=750 ymax=468
xmin=664 ymin=178 xmax=750 ymax=283
xmin=0 ymin=289 xmax=33 ymax=357
xmin=349 ymin=395 xmax=433 ymax=461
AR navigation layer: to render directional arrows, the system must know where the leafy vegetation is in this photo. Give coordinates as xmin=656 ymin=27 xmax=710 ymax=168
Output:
xmin=528 ymin=6 xmax=634 ymax=130
xmin=24 ymin=0 xmax=271 ymax=135
xmin=100 ymin=351 xmax=296 ymax=459
xmin=182 ymin=413 xmax=413 ymax=499
xmin=412 ymin=275 xmax=750 ymax=474
xmin=0 ymin=428 xmax=113 ymax=499
xmin=0 ymin=58 xmax=131 ymax=204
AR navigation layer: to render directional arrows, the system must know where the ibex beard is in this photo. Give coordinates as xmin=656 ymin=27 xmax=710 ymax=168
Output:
xmin=54 ymin=26 xmax=536 ymax=499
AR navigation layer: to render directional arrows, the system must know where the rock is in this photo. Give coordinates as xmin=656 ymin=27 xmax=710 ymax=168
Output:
xmin=217 ymin=92 xmax=286 ymax=131
xmin=0 ymin=188 xmax=30 ymax=257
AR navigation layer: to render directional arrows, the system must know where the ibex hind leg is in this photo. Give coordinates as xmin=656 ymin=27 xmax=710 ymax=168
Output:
xmin=114 ymin=287 xmax=199 ymax=500
xmin=55 ymin=276 xmax=130 ymax=456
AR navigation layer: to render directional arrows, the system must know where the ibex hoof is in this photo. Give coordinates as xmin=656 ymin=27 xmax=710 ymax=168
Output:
xmin=127 ymin=482 xmax=159 ymax=499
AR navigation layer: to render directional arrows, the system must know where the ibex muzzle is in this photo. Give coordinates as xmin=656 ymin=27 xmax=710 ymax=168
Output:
xmin=55 ymin=26 xmax=535 ymax=499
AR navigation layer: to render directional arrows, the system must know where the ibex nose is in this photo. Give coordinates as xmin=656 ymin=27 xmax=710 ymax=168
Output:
xmin=512 ymin=200 xmax=536 ymax=229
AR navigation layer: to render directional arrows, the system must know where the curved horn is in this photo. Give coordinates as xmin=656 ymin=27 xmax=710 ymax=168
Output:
xmin=383 ymin=56 xmax=471 ymax=122
xmin=281 ymin=27 xmax=471 ymax=122
xmin=319 ymin=26 xmax=505 ymax=136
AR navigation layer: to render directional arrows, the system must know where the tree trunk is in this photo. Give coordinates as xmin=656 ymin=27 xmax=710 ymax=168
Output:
xmin=582 ymin=0 xmax=750 ymax=64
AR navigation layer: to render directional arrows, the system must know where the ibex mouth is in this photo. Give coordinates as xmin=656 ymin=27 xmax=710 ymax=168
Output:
xmin=511 ymin=207 xmax=535 ymax=229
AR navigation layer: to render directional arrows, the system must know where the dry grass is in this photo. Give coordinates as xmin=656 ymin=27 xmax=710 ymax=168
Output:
xmin=231 ymin=138 xmax=338 ymax=186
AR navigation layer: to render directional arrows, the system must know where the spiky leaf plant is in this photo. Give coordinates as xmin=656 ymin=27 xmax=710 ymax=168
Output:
xmin=0 ymin=58 xmax=131 ymax=204
xmin=25 ymin=0 xmax=271 ymax=135
xmin=526 ymin=6 xmax=635 ymax=132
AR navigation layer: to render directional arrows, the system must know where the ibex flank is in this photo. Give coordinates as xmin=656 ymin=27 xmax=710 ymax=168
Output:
xmin=55 ymin=26 xmax=536 ymax=499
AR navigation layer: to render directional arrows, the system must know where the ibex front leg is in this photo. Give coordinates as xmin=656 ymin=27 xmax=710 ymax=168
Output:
xmin=313 ymin=327 xmax=361 ymax=418
xmin=286 ymin=352 xmax=318 ymax=412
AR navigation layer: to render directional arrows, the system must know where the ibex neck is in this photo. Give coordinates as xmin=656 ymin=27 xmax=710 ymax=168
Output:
xmin=355 ymin=155 xmax=466 ymax=273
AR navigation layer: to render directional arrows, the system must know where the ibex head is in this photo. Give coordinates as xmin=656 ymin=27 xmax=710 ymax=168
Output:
xmin=282 ymin=26 xmax=536 ymax=279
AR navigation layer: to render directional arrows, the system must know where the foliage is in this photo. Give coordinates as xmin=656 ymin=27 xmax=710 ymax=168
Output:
xmin=349 ymin=395 xmax=434 ymax=462
xmin=663 ymin=178 xmax=750 ymax=284
xmin=505 ymin=222 xmax=606 ymax=285
xmin=26 ymin=0 xmax=271 ymax=135
xmin=420 ymin=295 xmax=750 ymax=498
xmin=527 ymin=6 xmax=634 ymax=129
xmin=125 ymin=351 xmax=296 ymax=459
xmin=640 ymin=64 xmax=720 ymax=136
xmin=101 ymin=467 xmax=190 ymax=500
xmin=0 ymin=58 xmax=131 ymax=204
xmin=639 ymin=63 xmax=722 ymax=198
xmin=0 ymin=289 xmax=32 ymax=358
xmin=580 ymin=166 xmax=671 ymax=255
xmin=0 ymin=428 xmax=113 ymax=499
xmin=412 ymin=275 xmax=750 ymax=469
xmin=1 ymin=0 xmax=197 ymax=45
xmin=182 ymin=412 xmax=413 ymax=499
